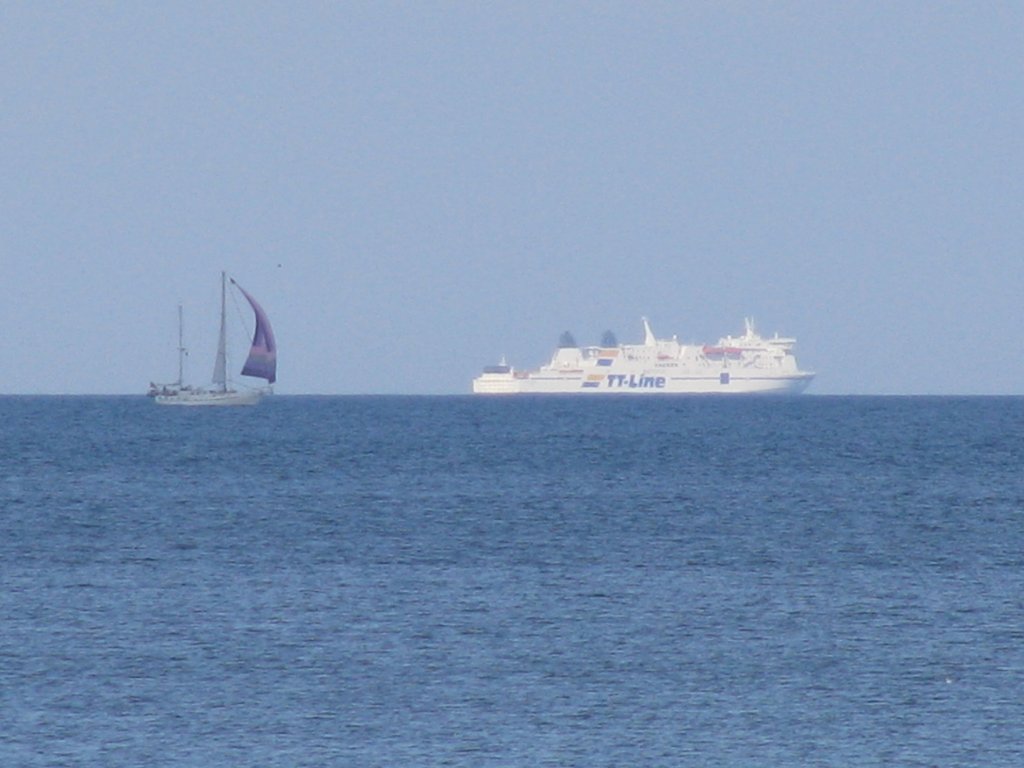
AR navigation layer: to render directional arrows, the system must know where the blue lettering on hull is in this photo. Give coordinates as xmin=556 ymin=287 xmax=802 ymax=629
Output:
xmin=603 ymin=374 xmax=666 ymax=389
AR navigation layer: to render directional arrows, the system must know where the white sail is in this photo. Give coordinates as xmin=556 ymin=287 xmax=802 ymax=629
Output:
xmin=211 ymin=272 xmax=228 ymax=392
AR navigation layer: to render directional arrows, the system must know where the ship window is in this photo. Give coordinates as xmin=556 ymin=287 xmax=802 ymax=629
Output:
xmin=720 ymin=372 xmax=730 ymax=385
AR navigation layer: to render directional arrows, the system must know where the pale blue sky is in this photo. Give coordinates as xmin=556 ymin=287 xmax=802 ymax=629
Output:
xmin=2 ymin=2 xmax=1022 ymax=394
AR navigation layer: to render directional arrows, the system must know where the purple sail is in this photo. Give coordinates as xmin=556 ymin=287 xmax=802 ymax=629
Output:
xmin=231 ymin=279 xmax=277 ymax=384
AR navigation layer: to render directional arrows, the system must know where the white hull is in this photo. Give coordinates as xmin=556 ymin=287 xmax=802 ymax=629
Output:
xmin=473 ymin=372 xmax=813 ymax=395
xmin=473 ymin=318 xmax=814 ymax=396
xmin=154 ymin=389 xmax=264 ymax=406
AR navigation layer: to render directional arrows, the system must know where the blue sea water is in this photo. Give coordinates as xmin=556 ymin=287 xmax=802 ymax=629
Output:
xmin=2 ymin=395 xmax=1023 ymax=766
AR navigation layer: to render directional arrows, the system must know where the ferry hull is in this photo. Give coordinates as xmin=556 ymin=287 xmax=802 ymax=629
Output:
xmin=473 ymin=373 xmax=814 ymax=395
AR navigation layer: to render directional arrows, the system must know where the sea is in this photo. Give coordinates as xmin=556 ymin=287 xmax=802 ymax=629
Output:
xmin=2 ymin=395 xmax=1023 ymax=767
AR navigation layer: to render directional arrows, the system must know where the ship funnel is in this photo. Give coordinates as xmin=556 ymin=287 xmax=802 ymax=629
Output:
xmin=642 ymin=317 xmax=656 ymax=346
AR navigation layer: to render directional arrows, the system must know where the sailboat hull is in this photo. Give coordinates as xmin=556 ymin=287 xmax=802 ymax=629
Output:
xmin=154 ymin=389 xmax=264 ymax=407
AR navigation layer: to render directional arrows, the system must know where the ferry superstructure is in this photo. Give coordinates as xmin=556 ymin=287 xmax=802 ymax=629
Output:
xmin=472 ymin=318 xmax=814 ymax=395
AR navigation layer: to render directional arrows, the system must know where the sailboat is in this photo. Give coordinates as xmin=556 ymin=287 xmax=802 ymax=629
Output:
xmin=148 ymin=272 xmax=276 ymax=406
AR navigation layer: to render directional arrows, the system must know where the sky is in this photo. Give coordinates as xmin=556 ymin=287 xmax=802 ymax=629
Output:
xmin=2 ymin=2 xmax=1022 ymax=395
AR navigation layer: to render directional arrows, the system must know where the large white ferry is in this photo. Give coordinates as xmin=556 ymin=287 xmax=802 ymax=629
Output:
xmin=473 ymin=318 xmax=814 ymax=395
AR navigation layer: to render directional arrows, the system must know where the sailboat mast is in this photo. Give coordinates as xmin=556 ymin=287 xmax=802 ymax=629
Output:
xmin=212 ymin=271 xmax=228 ymax=392
xmin=177 ymin=303 xmax=185 ymax=386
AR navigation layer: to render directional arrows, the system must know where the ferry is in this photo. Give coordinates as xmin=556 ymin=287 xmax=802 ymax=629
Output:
xmin=473 ymin=318 xmax=814 ymax=395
